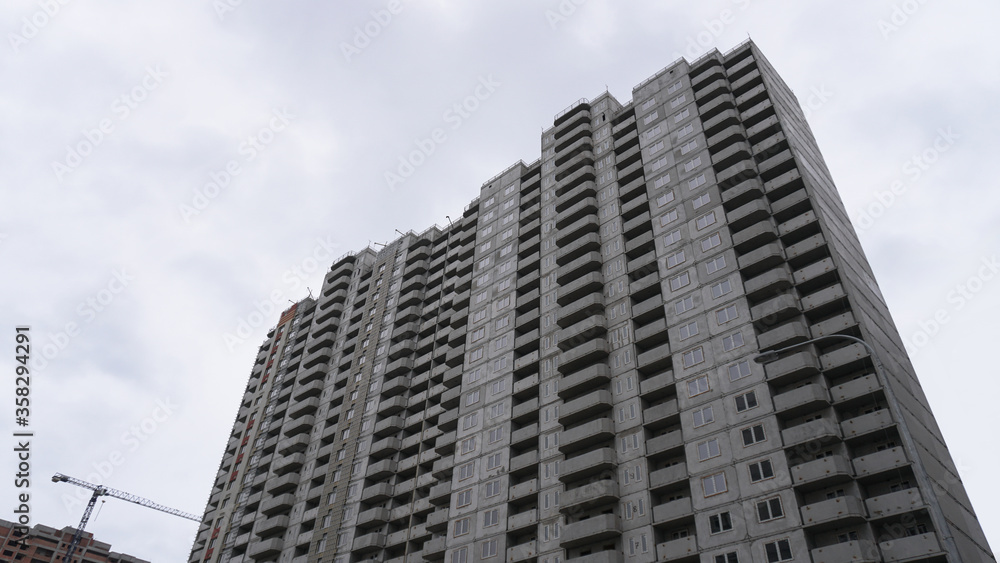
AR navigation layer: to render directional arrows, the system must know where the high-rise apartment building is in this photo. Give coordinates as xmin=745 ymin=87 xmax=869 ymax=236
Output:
xmin=188 ymin=40 xmax=994 ymax=563
xmin=0 ymin=518 xmax=149 ymax=562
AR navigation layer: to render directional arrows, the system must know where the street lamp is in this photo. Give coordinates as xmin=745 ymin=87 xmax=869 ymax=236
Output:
xmin=753 ymin=334 xmax=962 ymax=562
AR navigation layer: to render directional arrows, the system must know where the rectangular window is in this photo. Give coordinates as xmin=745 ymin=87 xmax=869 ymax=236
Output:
xmin=666 ymin=249 xmax=686 ymax=269
xmin=467 ymin=390 xmax=481 ymax=405
xmin=687 ymin=375 xmax=710 ymax=397
xmin=458 ymin=462 xmax=475 ymax=480
xmin=695 ymin=210 xmax=717 ymax=230
xmin=709 ymin=511 xmax=734 ymax=534
xmin=489 ymin=402 xmax=505 ymax=418
xmin=488 ymin=427 xmax=503 ymax=444
xmin=757 ymin=497 xmax=785 ymax=522
xmin=749 ymin=459 xmax=775 ymax=482
xmin=682 ymin=347 xmax=705 ymax=368
xmin=659 ymin=208 xmax=679 ymax=226
xmin=711 ymin=279 xmax=733 ymax=299
xmin=716 ymin=304 xmax=738 ymax=324
xmin=693 ymin=406 xmax=714 ymax=427
xmin=663 ymin=229 xmax=682 ymax=245
xmin=714 ymin=553 xmax=738 ymax=563
xmin=742 ymin=424 xmax=767 ymax=446
xmin=735 ymin=390 xmax=758 ymax=412
xmin=728 ymin=360 xmax=752 ymax=381
xmin=678 ymin=321 xmax=699 ymax=340
xmin=471 ymin=327 xmax=486 ymax=342
xmin=640 ymin=97 xmax=656 ymax=110
xmin=722 ymin=331 xmax=744 ymax=351
xmin=688 ymin=173 xmax=706 ymax=190
xmin=677 ymin=122 xmax=694 ymax=137
xmin=472 ymin=309 xmax=488 ymax=324
xmin=701 ymin=232 xmax=722 ymax=251
xmin=674 ymin=295 xmax=694 ymax=314
xmin=650 ymin=157 xmax=669 ymax=172
xmin=491 ymin=380 xmax=506 ymax=394
xmin=702 ymin=472 xmax=727 ymax=496
xmin=484 ymin=479 xmax=501 ymax=497
xmin=656 ymin=191 xmax=675 ymax=207
xmin=649 ymin=140 xmax=665 ymax=155
xmin=482 ymin=539 xmax=498 ymax=558
xmin=669 ymin=272 xmax=691 ymax=292
xmin=469 ymin=347 xmax=484 ymax=362
xmin=463 ymin=413 xmax=479 ymax=430
xmin=495 ymin=315 xmax=510 ymax=330
xmin=693 ymin=193 xmax=711 ymax=208
xmin=453 ymin=546 xmax=468 ymax=563
xmin=461 ymin=436 xmax=477 ymax=453
xmin=457 ymin=489 xmax=473 ymax=507
xmin=454 ymin=517 xmax=471 ymax=536
xmin=643 ymin=110 xmax=659 ymax=125
xmin=674 ymin=108 xmax=690 ymax=122
xmin=697 ymin=438 xmax=721 ymax=461
xmin=680 ymin=139 xmax=698 ymax=154
xmin=670 ymin=94 xmax=687 ymax=108
xmin=706 ymin=255 xmax=727 ymax=274
xmin=764 ymin=539 xmax=793 ymax=562
xmin=684 ymin=156 xmax=702 ymax=172
xmin=484 ymin=509 xmax=499 ymax=527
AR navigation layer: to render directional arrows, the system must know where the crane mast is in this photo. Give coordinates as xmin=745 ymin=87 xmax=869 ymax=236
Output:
xmin=52 ymin=473 xmax=201 ymax=562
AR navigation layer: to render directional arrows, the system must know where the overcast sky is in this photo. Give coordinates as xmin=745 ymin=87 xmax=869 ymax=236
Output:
xmin=1 ymin=1 xmax=998 ymax=560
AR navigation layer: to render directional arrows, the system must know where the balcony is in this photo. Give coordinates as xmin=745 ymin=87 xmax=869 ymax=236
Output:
xmin=508 ymin=509 xmax=539 ymax=533
xmin=763 ymin=350 xmax=820 ymax=384
xmin=782 ymin=418 xmax=841 ymax=448
xmin=510 ymin=450 xmax=540 ymax=476
xmin=652 ymin=497 xmax=693 ymax=525
xmin=558 ymin=338 xmax=610 ymax=375
xmin=757 ymin=319 xmax=810 ymax=350
xmin=560 ymin=514 xmax=621 ymax=548
xmin=646 ymin=429 xmax=683 ymax=457
xmin=570 ymin=552 xmax=623 ymax=563
xmin=852 ymin=447 xmax=908 ymax=478
xmin=810 ymin=540 xmax=879 ymax=563
xmin=561 ymin=480 xmax=619 ymax=514
xmin=560 ymin=417 xmax=615 ymax=454
xmin=642 ymin=399 xmax=679 ymax=430
xmin=559 ymin=389 xmax=613 ymax=425
xmin=559 ymin=364 xmax=612 ymax=400
xmin=655 ymin=536 xmax=697 ymax=561
xmin=841 ymin=409 xmax=894 ymax=440
xmin=648 ymin=463 xmax=688 ymax=491
xmin=790 ymin=455 xmax=853 ymax=489
xmin=865 ymin=488 xmax=924 ymax=520
xmin=830 ymin=373 xmax=881 ymax=405
xmin=509 ymin=478 xmax=538 ymax=503
xmin=772 ymin=383 xmax=830 ymax=417
xmin=638 ymin=371 xmax=675 ymax=400
xmin=800 ymin=495 xmax=867 ymax=529
xmin=879 ymin=533 xmax=944 ymax=561
xmin=361 ymin=482 xmax=393 ymax=503
xmin=248 ymin=538 xmax=283 ymax=558
xmin=256 ymin=514 xmax=289 ymax=536
xmin=507 ymin=540 xmax=538 ymax=563
xmin=560 ymin=448 xmax=615 ymax=483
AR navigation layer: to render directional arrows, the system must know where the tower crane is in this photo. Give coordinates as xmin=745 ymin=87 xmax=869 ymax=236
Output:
xmin=52 ymin=473 xmax=201 ymax=561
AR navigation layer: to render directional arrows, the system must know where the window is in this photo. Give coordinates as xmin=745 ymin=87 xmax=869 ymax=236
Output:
xmin=677 ymin=122 xmax=694 ymax=137
xmin=457 ymin=489 xmax=473 ymax=507
xmin=653 ymin=173 xmax=672 ymax=189
xmin=702 ymin=472 xmax=727 ymax=496
xmin=454 ymin=517 xmax=471 ymax=536
xmin=649 ymin=140 xmax=665 ymax=155
xmin=628 ymin=534 xmax=650 ymax=556
xmin=664 ymin=229 xmax=682 ymax=245
xmin=461 ymin=436 xmax=477 ymax=454
xmin=489 ymin=402 xmax=505 ymax=418
xmin=484 ymin=509 xmax=499 ymax=527
xmin=682 ymin=347 xmax=704 ymax=368
xmin=674 ymin=108 xmax=690 ymax=122
xmin=488 ymin=427 xmax=503 ymax=444
xmin=467 ymin=390 xmax=481 ymax=406
xmin=666 ymin=250 xmax=686 ymax=269
xmin=483 ymin=539 xmax=497 ymax=559
xmin=716 ymin=305 xmax=738 ymax=324
xmin=486 ymin=451 xmax=503 ymax=469
xmin=696 ymin=210 xmax=717 ymax=230
xmin=459 ymin=462 xmax=475 ymax=480
xmin=684 ymin=156 xmax=702 ymax=172
xmin=660 ymin=208 xmax=679 ymax=226
xmin=711 ymin=279 xmax=733 ymax=299
xmin=697 ymin=438 xmax=721 ymax=460
xmin=670 ymin=94 xmax=687 ymax=108
xmin=484 ymin=479 xmax=501 ymax=497
xmin=453 ymin=546 xmax=469 ymax=563
xmin=728 ymin=360 xmax=752 ymax=381
xmin=491 ymin=380 xmax=506 ymax=394
xmin=669 ymin=272 xmax=691 ymax=291
xmin=715 ymin=553 xmax=738 ymax=563
xmin=693 ymin=193 xmax=711 ymax=209
xmin=693 ymin=406 xmax=714 ymax=427
xmin=643 ymin=110 xmax=659 ymax=125
xmin=469 ymin=347 xmax=484 ymax=362
xmin=495 ymin=315 xmax=510 ymax=330
xmin=701 ymin=232 xmax=722 ymax=251
xmin=645 ymin=124 xmax=662 ymax=141
xmin=749 ymin=459 xmax=775 ymax=482
xmin=722 ymin=332 xmax=744 ymax=351
xmin=656 ymin=191 xmax=675 ymax=207
xmin=735 ymin=390 xmax=758 ymax=412
xmin=463 ymin=413 xmax=479 ymax=430
xmin=675 ymin=295 xmax=694 ymax=314
xmin=742 ymin=424 xmax=767 ymax=446
xmin=650 ymin=157 xmax=669 ymax=172
xmin=710 ymin=511 xmax=734 ymax=534
xmin=687 ymin=375 xmax=710 ymax=397
xmin=471 ymin=327 xmax=486 ymax=342
xmin=688 ymin=173 xmax=706 ymax=190
xmin=680 ymin=140 xmax=698 ymax=154
xmin=764 ymin=539 xmax=793 ymax=562
xmin=497 ymin=276 xmax=513 ymax=292
xmin=472 ymin=309 xmax=488 ymax=323
xmin=706 ymin=255 xmax=727 ymax=274
xmin=641 ymin=97 xmax=656 ymax=110
xmin=678 ymin=321 xmax=699 ymax=340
